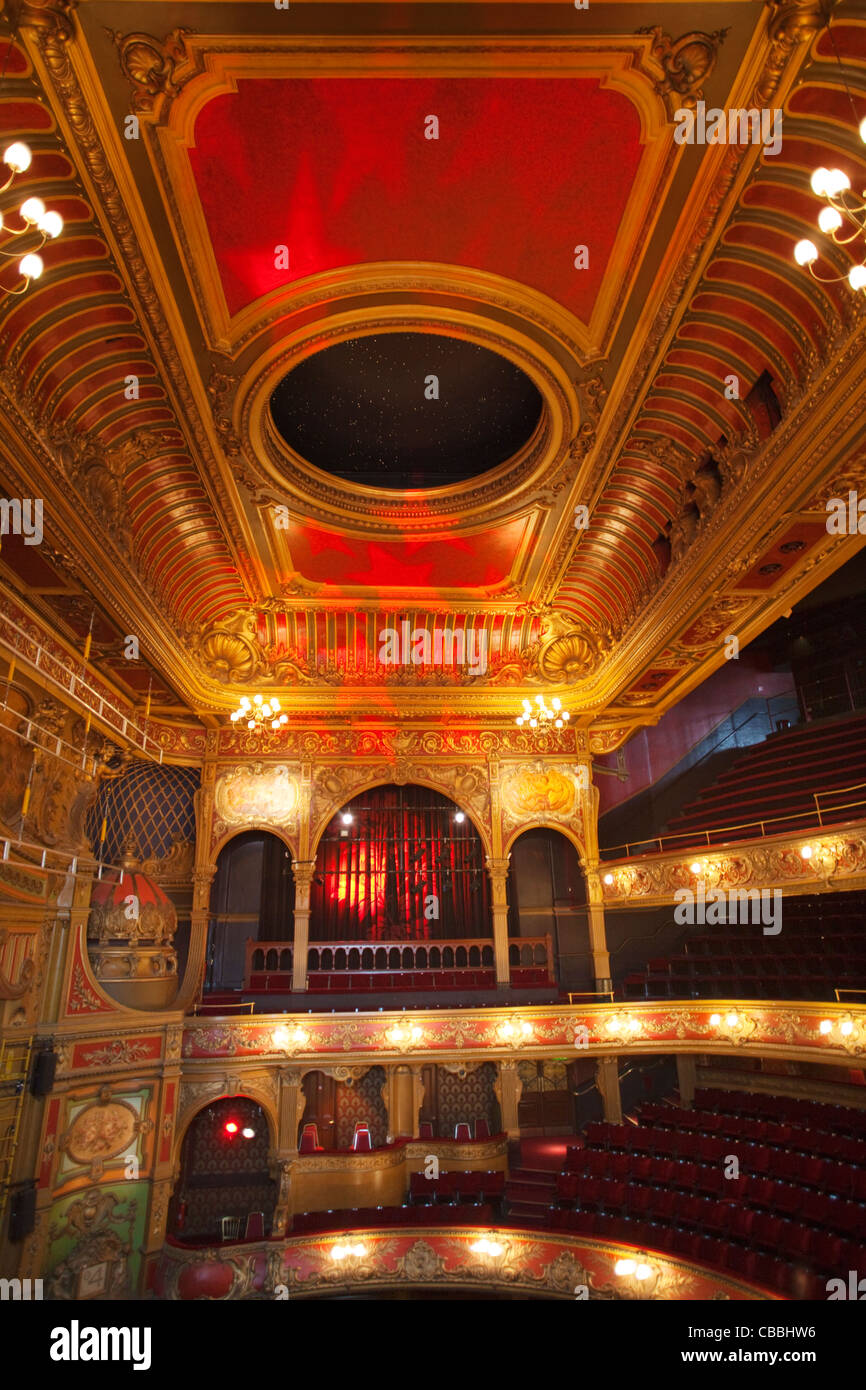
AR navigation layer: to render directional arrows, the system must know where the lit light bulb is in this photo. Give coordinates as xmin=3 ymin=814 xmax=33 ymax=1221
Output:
xmin=848 ymin=264 xmax=866 ymax=291
xmin=19 ymin=252 xmax=43 ymax=280
xmin=454 ymin=811 xmax=465 ymax=823
xmin=247 ymin=719 xmax=255 ymax=730
xmin=603 ymin=873 xmax=614 ymax=886
xmin=794 ymin=239 xmax=819 ymax=266
xmin=20 ymin=196 xmax=45 ymax=224
xmin=841 ymin=1021 xmax=854 ymax=1036
xmin=279 ymin=714 xmax=288 ymax=724
xmin=271 ymin=696 xmax=280 ymax=711
xmin=810 ymin=167 xmax=831 ymax=196
xmin=253 ymin=694 xmax=263 ymax=706
xmin=615 ymin=1259 xmax=636 ymax=1276
xmin=800 ymin=845 xmax=813 ymax=860
xmin=824 ymin=168 xmax=850 ymax=196
xmin=515 ymin=716 xmax=524 ymax=727
xmin=819 ymin=1020 xmax=832 ymax=1034
xmin=635 ymin=1264 xmax=652 ymax=1281
xmin=341 ymin=812 xmax=353 ymax=826
xmin=3 ymin=142 xmax=31 ymax=173
xmin=690 ymin=861 xmax=702 ymax=875
xmin=861 ymin=116 xmax=866 ymax=144
xmin=818 ymin=206 xmax=843 ymax=234
xmin=709 ymin=1014 xmax=721 ymax=1026
xmin=529 ymin=718 xmax=537 ymax=728
xmin=725 ymin=1013 xmax=739 ymax=1028
xmin=38 ymin=209 xmax=63 ymax=238
xmin=242 ymin=1127 xmax=255 ymax=1139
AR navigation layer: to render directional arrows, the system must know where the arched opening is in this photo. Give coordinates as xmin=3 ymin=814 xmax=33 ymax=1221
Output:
xmin=507 ymin=828 xmax=589 ymax=989
xmin=170 ymin=1097 xmax=277 ymax=1241
xmin=206 ymin=831 xmax=294 ymax=994
xmin=299 ymin=1067 xmax=388 ymax=1151
xmin=310 ymin=784 xmax=490 ymax=943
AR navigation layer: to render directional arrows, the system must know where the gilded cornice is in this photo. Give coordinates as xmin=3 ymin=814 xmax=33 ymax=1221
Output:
xmin=600 ymin=824 xmax=866 ymax=904
xmin=181 ymin=998 xmax=866 ymax=1068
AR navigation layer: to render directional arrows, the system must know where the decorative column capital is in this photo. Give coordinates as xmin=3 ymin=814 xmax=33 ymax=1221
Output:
xmin=291 ymin=860 xmax=316 ymax=887
xmin=485 ymin=855 xmax=511 ymax=879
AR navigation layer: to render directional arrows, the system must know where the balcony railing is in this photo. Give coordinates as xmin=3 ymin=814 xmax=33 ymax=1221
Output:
xmin=243 ymin=935 xmax=553 ymax=989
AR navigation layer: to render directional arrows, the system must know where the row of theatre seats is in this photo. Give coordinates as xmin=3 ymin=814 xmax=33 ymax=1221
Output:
xmin=545 ymin=1092 xmax=866 ymax=1297
xmin=304 ymin=968 xmax=550 ymax=992
xmin=409 ymin=1170 xmax=505 ymax=1203
xmin=293 ymin=1203 xmax=496 ymax=1234
xmin=624 ymin=892 xmax=866 ymax=1001
xmin=661 ymin=714 xmax=866 ymax=843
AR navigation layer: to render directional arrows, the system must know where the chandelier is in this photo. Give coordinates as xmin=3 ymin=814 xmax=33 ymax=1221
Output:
xmin=793 ymin=118 xmax=866 ymax=292
xmin=0 ymin=142 xmax=64 ymax=295
xmin=229 ymin=694 xmax=288 ymax=731
xmin=515 ymin=694 xmax=571 ymax=729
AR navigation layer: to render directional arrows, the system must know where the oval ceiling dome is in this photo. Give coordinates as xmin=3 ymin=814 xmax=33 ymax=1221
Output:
xmin=269 ymin=332 xmax=543 ymax=490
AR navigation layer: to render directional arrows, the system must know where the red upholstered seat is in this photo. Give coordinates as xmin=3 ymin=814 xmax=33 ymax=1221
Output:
xmin=352 ymin=1122 xmax=373 ymax=1152
xmin=299 ymin=1123 xmax=323 ymax=1153
xmin=419 ymin=1121 xmax=434 ymax=1139
xmin=475 ymin=1118 xmax=491 ymax=1140
xmin=454 ymin=1121 xmax=473 ymax=1142
xmin=244 ymin=1211 xmax=265 ymax=1240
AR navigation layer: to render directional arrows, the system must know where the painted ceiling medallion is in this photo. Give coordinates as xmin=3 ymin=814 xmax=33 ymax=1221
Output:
xmin=269 ymin=333 xmax=543 ymax=490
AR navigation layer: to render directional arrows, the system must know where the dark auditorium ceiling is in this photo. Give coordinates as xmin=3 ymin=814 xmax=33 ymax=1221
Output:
xmin=269 ymin=333 xmax=544 ymax=489
xmin=0 ymin=0 xmax=865 ymax=744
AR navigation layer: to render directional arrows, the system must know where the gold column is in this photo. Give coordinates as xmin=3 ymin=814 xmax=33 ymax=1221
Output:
xmin=677 ymin=1055 xmax=696 ymax=1110
xmin=595 ymin=1056 xmax=623 ymax=1123
xmin=291 ymin=861 xmax=315 ymax=992
xmin=583 ymin=866 xmax=612 ymax=993
xmin=272 ymin=1067 xmax=304 ymax=1231
xmin=383 ymin=1064 xmax=423 ymax=1140
xmin=494 ymin=1059 xmax=523 ymax=1138
xmin=485 ymin=855 xmax=511 ymax=986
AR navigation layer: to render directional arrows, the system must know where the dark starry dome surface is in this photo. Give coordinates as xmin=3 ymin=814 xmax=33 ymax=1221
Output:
xmin=269 ymin=332 xmax=543 ymax=490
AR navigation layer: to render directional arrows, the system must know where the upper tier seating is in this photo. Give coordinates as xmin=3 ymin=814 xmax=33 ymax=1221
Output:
xmin=661 ymin=714 xmax=866 ymax=847
xmin=544 ymin=1094 xmax=866 ymax=1298
xmin=624 ymin=890 xmax=866 ymax=1001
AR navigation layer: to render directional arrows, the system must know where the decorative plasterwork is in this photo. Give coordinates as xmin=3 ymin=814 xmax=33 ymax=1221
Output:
xmin=181 ymin=999 xmax=866 ymax=1067
xmin=635 ymin=26 xmax=728 ymax=115
xmin=499 ymin=762 xmax=588 ymax=833
xmin=600 ymin=827 xmax=866 ymax=905
xmin=213 ymin=764 xmax=300 ymax=834
xmin=153 ymin=1228 xmax=772 ymax=1302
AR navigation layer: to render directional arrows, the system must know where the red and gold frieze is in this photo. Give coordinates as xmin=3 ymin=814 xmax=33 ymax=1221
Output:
xmin=181 ymin=1000 xmax=866 ymax=1068
xmin=600 ymin=827 xmax=866 ymax=904
xmin=151 ymin=1227 xmax=776 ymax=1302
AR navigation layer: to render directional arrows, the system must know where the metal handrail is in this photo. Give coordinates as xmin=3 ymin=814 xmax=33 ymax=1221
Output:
xmin=602 ymin=797 xmax=866 ymax=860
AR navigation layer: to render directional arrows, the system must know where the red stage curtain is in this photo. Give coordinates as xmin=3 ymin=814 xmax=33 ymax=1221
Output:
xmin=311 ymin=785 xmax=490 ymax=941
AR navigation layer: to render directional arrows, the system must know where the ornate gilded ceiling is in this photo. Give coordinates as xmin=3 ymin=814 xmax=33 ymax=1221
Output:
xmin=0 ymin=0 xmax=864 ymax=745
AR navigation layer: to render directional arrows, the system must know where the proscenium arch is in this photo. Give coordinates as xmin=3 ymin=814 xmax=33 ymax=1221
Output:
xmin=309 ymin=778 xmax=492 ymax=860
xmin=309 ymin=781 xmax=493 ymax=945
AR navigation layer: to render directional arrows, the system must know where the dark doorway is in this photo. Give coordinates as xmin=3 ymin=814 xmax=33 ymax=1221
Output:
xmin=508 ymin=828 xmax=590 ymax=989
xmin=206 ymin=831 xmax=294 ymax=992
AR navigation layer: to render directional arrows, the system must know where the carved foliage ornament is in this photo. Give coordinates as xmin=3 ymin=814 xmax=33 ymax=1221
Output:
xmin=110 ymin=27 xmax=192 ymax=113
xmin=637 ymin=25 xmax=729 ymax=114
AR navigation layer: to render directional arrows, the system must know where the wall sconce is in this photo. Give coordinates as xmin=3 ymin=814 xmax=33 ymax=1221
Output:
xmin=498 ymin=1019 xmax=533 ymax=1045
xmin=604 ymin=1014 xmax=642 ymax=1044
xmin=707 ymin=1011 xmax=756 ymax=1045
xmin=614 ymin=1255 xmax=658 ymax=1296
xmin=272 ymin=1024 xmax=309 ymax=1052
xmin=330 ymin=1242 xmax=367 ymax=1262
xmin=818 ymin=1017 xmax=861 ymax=1051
